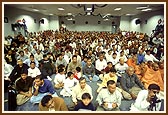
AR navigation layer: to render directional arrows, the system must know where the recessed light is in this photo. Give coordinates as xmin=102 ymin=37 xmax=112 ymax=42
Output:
xmin=126 ymin=14 xmax=135 ymax=16
xmin=86 ymin=8 xmax=92 ymax=11
xmin=58 ymin=8 xmax=64 ymax=10
xmin=33 ymin=9 xmax=39 ymax=11
xmin=136 ymin=6 xmax=148 ymax=10
xmin=114 ymin=7 xmax=122 ymax=11
xmin=67 ymin=13 xmax=72 ymax=15
xmin=141 ymin=8 xmax=152 ymax=11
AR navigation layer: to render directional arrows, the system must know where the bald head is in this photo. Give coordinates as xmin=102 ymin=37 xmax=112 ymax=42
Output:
xmin=126 ymin=66 xmax=135 ymax=76
xmin=152 ymin=63 xmax=159 ymax=71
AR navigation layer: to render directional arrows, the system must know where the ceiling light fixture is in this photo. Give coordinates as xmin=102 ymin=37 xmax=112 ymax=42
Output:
xmin=114 ymin=7 xmax=122 ymax=11
xmin=33 ymin=9 xmax=39 ymax=11
xmin=58 ymin=8 xmax=64 ymax=10
xmin=136 ymin=6 xmax=148 ymax=10
xmin=141 ymin=8 xmax=152 ymax=11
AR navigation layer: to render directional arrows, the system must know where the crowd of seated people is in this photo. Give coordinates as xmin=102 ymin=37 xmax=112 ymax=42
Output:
xmin=4 ymin=20 xmax=164 ymax=111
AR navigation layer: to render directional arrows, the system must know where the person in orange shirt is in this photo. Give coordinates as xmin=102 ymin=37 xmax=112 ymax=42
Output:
xmin=126 ymin=54 xmax=137 ymax=69
xmin=141 ymin=62 xmax=164 ymax=91
xmin=134 ymin=62 xmax=147 ymax=80
xmin=158 ymin=61 xmax=164 ymax=82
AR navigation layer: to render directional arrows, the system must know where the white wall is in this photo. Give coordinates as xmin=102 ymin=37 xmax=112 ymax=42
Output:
xmin=59 ymin=15 xmax=120 ymax=32
xmin=119 ymin=16 xmax=130 ymax=31
xmin=49 ymin=16 xmax=59 ymax=31
xmin=4 ymin=5 xmax=59 ymax=37
xmin=130 ymin=9 xmax=164 ymax=35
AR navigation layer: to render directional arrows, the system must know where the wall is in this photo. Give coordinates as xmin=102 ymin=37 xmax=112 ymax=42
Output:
xmin=119 ymin=16 xmax=130 ymax=31
xmin=59 ymin=15 xmax=120 ymax=32
xmin=3 ymin=5 xmax=59 ymax=37
xmin=130 ymin=9 xmax=164 ymax=35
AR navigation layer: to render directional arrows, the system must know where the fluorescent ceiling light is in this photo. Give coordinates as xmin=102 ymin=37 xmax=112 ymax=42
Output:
xmin=141 ymin=8 xmax=152 ymax=11
xmin=136 ymin=6 xmax=148 ymax=10
xmin=126 ymin=14 xmax=135 ymax=16
xmin=58 ymin=8 xmax=64 ymax=10
xmin=114 ymin=7 xmax=122 ymax=11
xmin=33 ymin=9 xmax=39 ymax=11
xmin=87 ymin=8 xmax=92 ymax=11
xmin=49 ymin=14 xmax=53 ymax=15
xmin=67 ymin=13 xmax=72 ymax=15
xmin=67 ymin=18 xmax=74 ymax=20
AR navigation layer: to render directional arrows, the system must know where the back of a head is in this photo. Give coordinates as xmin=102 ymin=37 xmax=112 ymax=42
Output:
xmin=41 ymin=95 xmax=53 ymax=107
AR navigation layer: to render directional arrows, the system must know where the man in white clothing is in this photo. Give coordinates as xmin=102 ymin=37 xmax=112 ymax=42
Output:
xmin=60 ymin=72 xmax=78 ymax=97
xmin=71 ymin=77 xmax=93 ymax=106
xmin=130 ymin=84 xmax=162 ymax=111
xmin=28 ymin=61 xmax=41 ymax=79
xmin=95 ymin=54 xmax=107 ymax=75
xmin=144 ymin=50 xmax=159 ymax=62
xmin=54 ymin=68 xmax=66 ymax=89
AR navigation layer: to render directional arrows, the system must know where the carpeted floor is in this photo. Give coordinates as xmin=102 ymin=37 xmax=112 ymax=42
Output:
xmin=3 ymin=75 xmax=164 ymax=111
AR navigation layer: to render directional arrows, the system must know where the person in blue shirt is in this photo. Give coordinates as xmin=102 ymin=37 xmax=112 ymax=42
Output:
xmin=30 ymin=75 xmax=57 ymax=104
xmin=74 ymin=93 xmax=95 ymax=111
xmin=137 ymin=50 xmax=145 ymax=65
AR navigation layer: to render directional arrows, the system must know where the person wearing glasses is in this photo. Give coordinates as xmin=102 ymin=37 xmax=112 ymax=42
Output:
xmin=39 ymin=95 xmax=68 ymax=111
xmin=130 ymin=83 xmax=162 ymax=111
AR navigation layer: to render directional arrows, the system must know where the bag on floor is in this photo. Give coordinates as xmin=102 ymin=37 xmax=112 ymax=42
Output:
xmin=8 ymin=85 xmax=17 ymax=111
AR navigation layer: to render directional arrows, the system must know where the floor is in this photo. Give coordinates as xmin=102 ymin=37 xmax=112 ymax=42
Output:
xmin=3 ymin=76 xmax=164 ymax=112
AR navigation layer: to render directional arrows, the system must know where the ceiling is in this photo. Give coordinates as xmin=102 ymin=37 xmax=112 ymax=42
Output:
xmin=5 ymin=3 xmax=164 ymax=17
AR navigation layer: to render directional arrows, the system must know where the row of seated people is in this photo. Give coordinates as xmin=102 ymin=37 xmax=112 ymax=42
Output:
xmin=5 ymin=56 xmax=164 ymax=111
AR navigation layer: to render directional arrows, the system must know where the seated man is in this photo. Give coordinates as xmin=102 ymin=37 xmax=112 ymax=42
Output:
xmin=54 ymin=68 xmax=66 ymax=89
xmin=60 ymin=72 xmax=78 ymax=97
xmin=141 ymin=62 xmax=164 ymax=92
xmin=130 ymin=84 xmax=162 ymax=111
xmin=71 ymin=77 xmax=93 ymax=106
xmin=82 ymin=57 xmax=99 ymax=82
xmin=9 ymin=58 xmax=29 ymax=83
xmin=120 ymin=66 xmax=145 ymax=100
xmin=39 ymin=95 xmax=68 ymax=111
xmin=115 ymin=58 xmax=128 ymax=82
xmin=96 ymin=80 xmax=122 ymax=111
xmin=97 ymin=68 xmax=118 ymax=93
xmin=30 ymin=75 xmax=58 ymax=104
xmin=15 ymin=71 xmax=33 ymax=105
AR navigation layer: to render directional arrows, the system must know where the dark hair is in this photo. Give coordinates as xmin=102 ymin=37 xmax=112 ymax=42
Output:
xmin=21 ymin=69 xmax=28 ymax=75
xmin=87 ymin=56 xmax=92 ymax=60
xmin=107 ymin=80 xmax=116 ymax=86
xmin=107 ymin=62 xmax=112 ymax=65
xmin=43 ymin=54 xmax=47 ymax=58
xmin=113 ymin=52 xmax=117 ymax=55
xmin=30 ymin=54 xmax=34 ymax=58
xmin=58 ymin=64 xmax=65 ymax=70
xmin=35 ymin=75 xmax=43 ymax=80
xmin=57 ymin=53 xmax=62 ymax=57
xmin=19 ymin=50 xmax=24 ymax=54
xmin=82 ymin=93 xmax=91 ymax=100
xmin=148 ymin=84 xmax=160 ymax=90
xmin=41 ymin=95 xmax=53 ymax=107
xmin=30 ymin=61 xmax=36 ymax=65
xmin=76 ymin=67 xmax=81 ymax=72
xmin=67 ymin=71 xmax=73 ymax=77
xmin=109 ymin=68 xmax=116 ymax=73
xmin=58 ymin=68 xmax=64 ymax=73
xmin=79 ymin=77 xmax=86 ymax=83
xmin=72 ymin=55 xmax=77 ymax=59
